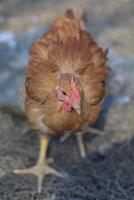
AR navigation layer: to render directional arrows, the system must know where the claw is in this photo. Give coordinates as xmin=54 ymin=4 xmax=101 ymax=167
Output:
xmin=14 ymin=162 xmax=62 ymax=193
xmin=13 ymin=135 xmax=63 ymax=193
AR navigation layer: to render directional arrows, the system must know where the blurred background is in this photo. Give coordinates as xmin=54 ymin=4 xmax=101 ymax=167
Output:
xmin=0 ymin=0 xmax=134 ymax=199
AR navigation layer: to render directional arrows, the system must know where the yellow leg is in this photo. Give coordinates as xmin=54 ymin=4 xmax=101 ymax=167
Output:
xmin=60 ymin=132 xmax=86 ymax=158
xmin=14 ymin=135 xmax=62 ymax=193
xmin=76 ymin=132 xmax=86 ymax=158
xmin=60 ymin=127 xmax=104 ymax=158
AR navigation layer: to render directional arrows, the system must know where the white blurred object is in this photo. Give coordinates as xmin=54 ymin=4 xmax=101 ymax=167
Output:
xmin=0 ymin=30 xmax=16 ymax=48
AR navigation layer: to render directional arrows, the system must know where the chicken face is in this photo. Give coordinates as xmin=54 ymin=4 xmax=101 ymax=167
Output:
xmin=56 ymin=76 xmax=81 ymax=114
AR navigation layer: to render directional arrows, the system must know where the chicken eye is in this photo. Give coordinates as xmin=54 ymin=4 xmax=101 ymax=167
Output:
xmin=62 ymin=91 xmax=67 ymax=95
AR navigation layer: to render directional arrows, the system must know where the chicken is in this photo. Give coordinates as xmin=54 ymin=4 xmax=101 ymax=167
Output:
xmin=14 ymin=8 xmax=111 ymax=192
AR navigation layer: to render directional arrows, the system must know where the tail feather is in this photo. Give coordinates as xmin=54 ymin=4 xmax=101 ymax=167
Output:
xmin=66 ymin=0 xmax=89 ymax=29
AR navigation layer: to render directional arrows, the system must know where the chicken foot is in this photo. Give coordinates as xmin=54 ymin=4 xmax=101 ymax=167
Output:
xmin=14 ymin=135 xmax=63 ymax=193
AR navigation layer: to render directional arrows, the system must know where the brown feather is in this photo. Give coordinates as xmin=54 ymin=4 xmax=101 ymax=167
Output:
xmin=25 ymin=9 xmax=111 ymax=136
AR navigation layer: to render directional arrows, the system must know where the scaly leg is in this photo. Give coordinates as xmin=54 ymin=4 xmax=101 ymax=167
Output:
xmin=76 ymin=132 xmax=86 ymax=158
xmin=60 ymin=132 xmax=86 ymax=158
xmin=14 ymin=135 xmax=63 ymax=193
xmin=60 ymin=127 xmax=104 ymax=158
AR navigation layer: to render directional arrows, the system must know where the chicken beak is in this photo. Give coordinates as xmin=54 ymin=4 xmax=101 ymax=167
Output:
xmin=72 ymin=104 xmax=81 ymax=115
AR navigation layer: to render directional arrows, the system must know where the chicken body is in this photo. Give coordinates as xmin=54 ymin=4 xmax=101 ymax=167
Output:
xmin=14 ymin=10 xmax=111 ymax=192
xmin=26 ymin=16 xmax=110 ymax=135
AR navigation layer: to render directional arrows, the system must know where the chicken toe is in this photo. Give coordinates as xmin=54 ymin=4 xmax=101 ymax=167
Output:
xmin=14 ymin=161 xmax=62 ymax=193
xmin=13 ymin=135 xmax=63 ymax=193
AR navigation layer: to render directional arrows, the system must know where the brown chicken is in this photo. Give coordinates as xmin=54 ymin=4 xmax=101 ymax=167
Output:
xmin=14 ymin=8 xmax=111 ymax=192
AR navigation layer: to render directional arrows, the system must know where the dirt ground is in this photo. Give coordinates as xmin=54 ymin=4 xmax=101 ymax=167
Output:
xmin=0 ymin=101 xmax=134 ymax=200
xmin=0 ymin=0 xmax=134 ymax=199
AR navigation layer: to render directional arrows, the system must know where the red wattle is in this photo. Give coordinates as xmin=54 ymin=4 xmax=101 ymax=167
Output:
xmin=61 ymin=101 xmax=71 ymax=112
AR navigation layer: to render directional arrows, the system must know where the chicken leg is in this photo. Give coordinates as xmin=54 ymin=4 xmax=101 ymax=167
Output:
xmin=14 ymin=135 xmax=62 ymax=193
xmin=60 ymin=127 xmax=104 ymax=158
